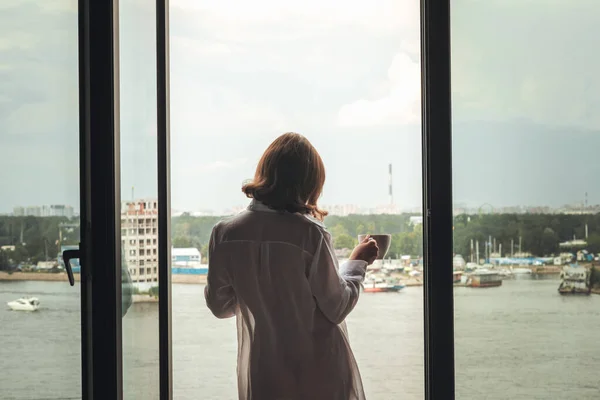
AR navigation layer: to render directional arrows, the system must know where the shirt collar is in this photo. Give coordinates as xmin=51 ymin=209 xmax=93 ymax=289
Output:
xmin=247 ymin=199 xmax=276 ymax=212
xmin=247 ymin=199 xmax=325 ymax=227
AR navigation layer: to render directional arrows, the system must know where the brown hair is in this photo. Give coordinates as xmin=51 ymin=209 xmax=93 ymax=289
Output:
xmin=242 ymin=132 xmax=328 ymax=221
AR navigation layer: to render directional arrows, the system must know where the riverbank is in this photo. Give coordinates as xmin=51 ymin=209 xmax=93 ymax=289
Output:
xmin=0 ymin=271 xmax=80 ymax=282
xmin=401 ymin=278 xmax=423 ymax=287
xmin=2 ymin=271 xmax=425 ymax=287
xmin=0 ymin=271 xmax=208 ymax=284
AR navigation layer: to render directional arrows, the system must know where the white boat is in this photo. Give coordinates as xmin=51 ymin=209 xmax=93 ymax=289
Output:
xmin=7 ymin=297 xmax=40 ymax=311
xmin=363 ymin=276 xmax=405 ymax=293
xmin=496 ymin=268 xmax=513 ymax=278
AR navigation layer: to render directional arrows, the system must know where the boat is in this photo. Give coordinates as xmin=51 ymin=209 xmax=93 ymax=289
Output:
xmin=466 ymin=270 xmax=502 ymax=288
xmin=512 ymin=267 xmax=532 ymax=275
xmin=363 ymin=275 xmax=405 ymax=293
xmin=496 ymin=268 xmax=513 ymax=279
xmin=7 ymin=297 xmax=40 ymax=311
xmin=558 ymin=266 xmax=591 ymax=295
xmin=453 ymin=270 xmax=463 ymax=284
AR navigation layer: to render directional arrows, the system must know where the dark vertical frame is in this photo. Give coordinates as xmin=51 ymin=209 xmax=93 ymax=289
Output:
xmin=79 ymin=0 xmax=123 ymax=398
xmin=421 ymin=0 xmax=455 ymax=399
xmin=156 ymin=0 xmax=173 ymax=399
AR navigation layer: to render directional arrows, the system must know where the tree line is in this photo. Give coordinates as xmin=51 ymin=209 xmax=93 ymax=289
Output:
xmin=167 ymin=212 xmax=600 ymax=260
xmin=453 ymin=213 xmax=600 ymax=257
xmin=0 ymin=216 xmax=80 ymax=269
xmin=2 ymin=212 xmax=599 ymax=269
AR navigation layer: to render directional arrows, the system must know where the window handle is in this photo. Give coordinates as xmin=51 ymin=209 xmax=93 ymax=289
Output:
xmin=62 ymin=248 xmax=79 ymax=286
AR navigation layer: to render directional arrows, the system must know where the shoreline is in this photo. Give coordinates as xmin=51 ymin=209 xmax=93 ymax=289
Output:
xmin=9 ymin=272 xmax=597 ymax=294
xmin=0 ymin=271 xmax=80 ymax=282
xmin=0 ymin=271 xmax=209 ymax=284
xmin=1 ymin=272 xmax=418 ymax=287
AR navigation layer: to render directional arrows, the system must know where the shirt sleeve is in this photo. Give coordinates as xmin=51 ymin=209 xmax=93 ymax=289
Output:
xmin=308 ymin=232 xmax=368 ymax=324
xmin=204 ymin=226 xmax=237 ymax=319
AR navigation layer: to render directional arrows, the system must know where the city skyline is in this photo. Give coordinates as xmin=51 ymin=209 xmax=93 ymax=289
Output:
xmin=3 ymin=197 xmax=600 ymax=218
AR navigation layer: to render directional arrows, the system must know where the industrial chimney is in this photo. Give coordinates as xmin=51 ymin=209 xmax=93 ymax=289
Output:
xmin=388 ymin=163 xmax=393 ymax=205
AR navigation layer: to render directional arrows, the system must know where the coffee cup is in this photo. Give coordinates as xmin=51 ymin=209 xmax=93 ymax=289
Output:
xmin=357 ymin=234 xmax=391 ymax=260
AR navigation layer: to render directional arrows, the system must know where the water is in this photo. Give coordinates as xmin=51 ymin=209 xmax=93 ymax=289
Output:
xmin=1 ymin=279 xmax=599 ymax=399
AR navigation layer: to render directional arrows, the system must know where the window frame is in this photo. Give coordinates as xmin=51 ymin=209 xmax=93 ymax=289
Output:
xmin=156 ymin=0 xmax=173 ymax=399
xmin=420 ymin=0 xmax=455 ymax=399
xmin=79 ymin=0 xmax=123 ymax=398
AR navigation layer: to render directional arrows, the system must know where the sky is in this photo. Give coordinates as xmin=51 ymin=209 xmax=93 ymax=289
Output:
xmin=1 ymin=0 xmax=600 ymax=214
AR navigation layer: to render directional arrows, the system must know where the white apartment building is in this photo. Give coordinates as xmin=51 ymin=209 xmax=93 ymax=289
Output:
xmin=372 ymin=204 xmax=402 ymax=215
xmin=322 ymin=204 xmax=360 ymax=216
xmin=13 ymin=204 xmax=75 ymax=218
xmin=121 ymin=199 xmax=159 ymax=285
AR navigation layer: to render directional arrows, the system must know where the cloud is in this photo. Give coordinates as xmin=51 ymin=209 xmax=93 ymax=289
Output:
xmin=337 ymin=51 xmax=421 ymax=127
xmin=0 ymin=0 xmax=74 ymax=12
xmin=167 ymin=0 xmax=421 ymax=138
xmin=451 ymin=0 xmax=600 ymax=129
xmin=171 ymin=0 xmax=418 ymax=39
xmin=194 ymin=158 xmax=248 ymax=173
xmin=171 ymin=36 xmax=233 ymax=58
xmin=170 ymin=85 xmax=290 ymax=138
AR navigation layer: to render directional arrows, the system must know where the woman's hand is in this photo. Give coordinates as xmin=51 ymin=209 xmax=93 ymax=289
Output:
xmin=349 ymin=234 xmax=379 ymax=265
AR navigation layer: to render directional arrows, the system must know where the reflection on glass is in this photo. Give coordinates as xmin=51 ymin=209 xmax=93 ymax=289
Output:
xmin=170 ymin=1 xmax=423 ymax=398
xmin=120 ymin=1 xmax=160 ymax=398
xmin=452 ymin=1 xmax=600 ymax=399
xmin=0 ymin=2 xmax=80 ymax=399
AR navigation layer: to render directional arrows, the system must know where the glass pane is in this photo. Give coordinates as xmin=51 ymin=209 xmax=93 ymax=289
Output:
xmin=119 ymin=1 xmax=159 ymax=398
xmin=0 ymin=2 xmax=81 ymax=399
xmin=170 ymin=1 xmax=424 ymax=399
xmin=452 ymin=1 xmax=600 ymax=399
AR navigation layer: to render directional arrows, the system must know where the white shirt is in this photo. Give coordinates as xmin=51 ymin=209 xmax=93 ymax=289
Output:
xmin=205 ymin=200 xmax=368 ymax=400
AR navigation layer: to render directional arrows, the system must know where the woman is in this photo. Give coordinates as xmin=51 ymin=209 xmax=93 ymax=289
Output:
xmin=205 ymin=132 xmax=378 ymax=400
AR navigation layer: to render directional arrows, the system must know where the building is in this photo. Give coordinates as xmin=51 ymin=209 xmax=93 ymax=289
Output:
xmin=172 ymin=247 xmax=202 ymax=268
xmin=372 ymin=204 xmax=402 ymax=215
xmin=171 ymin=247 xmax=207 ymax=275
xmin=559 ymin=239 xmax=587 ymax=249
xmin=42 ymin=205 xmax=75 ymax=218
xmin=13 ymin=204 xmax=75 ymax=218
xmin=322 ymin=204 xmax=360 ymax=216
xmin=121 ymin=199 xmax=159 ymax=286
xmin=26 ymin=206 xmax=41 ymax=216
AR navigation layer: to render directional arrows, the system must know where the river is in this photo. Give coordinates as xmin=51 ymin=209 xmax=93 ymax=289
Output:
xmin=1 ymin=278 xmax=599 ymax=399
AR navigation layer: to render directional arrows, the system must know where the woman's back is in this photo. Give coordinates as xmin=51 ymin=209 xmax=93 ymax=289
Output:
xmin=205 ymin=201 xmax=366 ymax=400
